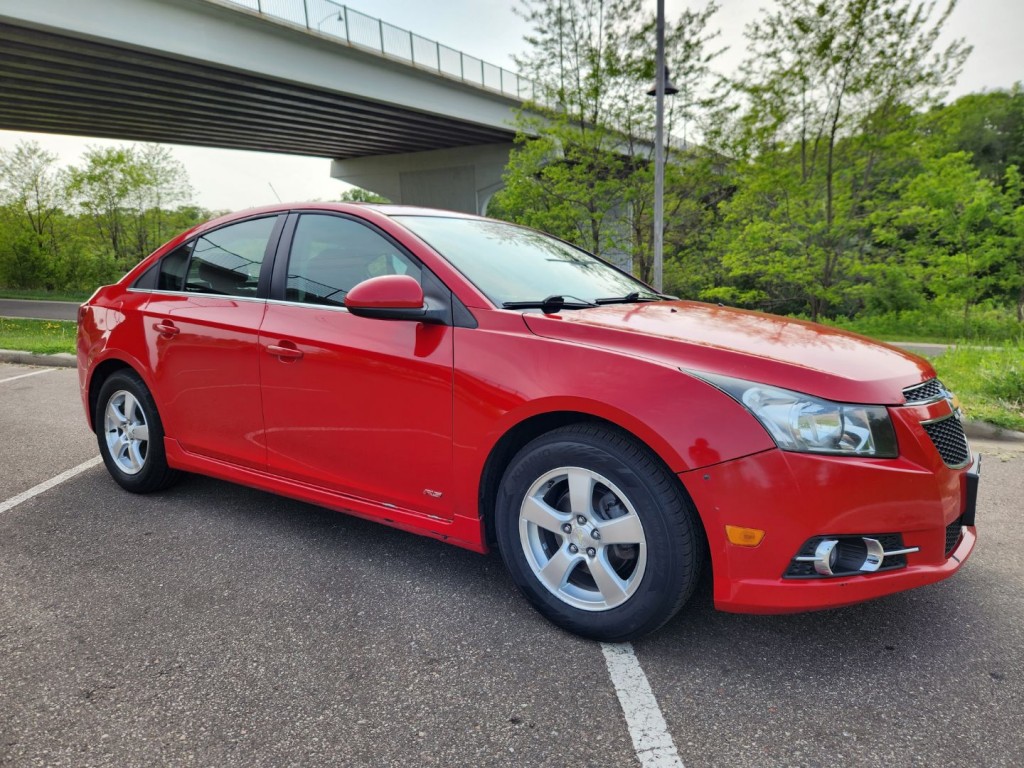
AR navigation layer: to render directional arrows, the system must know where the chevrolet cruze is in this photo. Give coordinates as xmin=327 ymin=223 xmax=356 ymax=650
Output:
xmin=77 ymin=203 xmax=979 ymax=640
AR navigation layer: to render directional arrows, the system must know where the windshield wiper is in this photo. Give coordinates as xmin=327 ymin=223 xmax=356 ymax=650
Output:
xmin=502 ymin=295 xmax=597 ymax=313
xmin=594 ymin=291 xmax=663 ymax=305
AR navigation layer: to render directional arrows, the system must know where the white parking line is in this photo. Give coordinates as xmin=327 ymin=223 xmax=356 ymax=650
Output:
xmin=0 ymin=368 xmax=56 ymax=385
xmin=0 ymin=457 xmax=103 ymax=515
xmin=602 ymin=642 xmax=685 ymax=768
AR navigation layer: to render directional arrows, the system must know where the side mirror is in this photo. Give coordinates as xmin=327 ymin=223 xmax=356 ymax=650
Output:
xmin=344 ymin=274 xmax=427 ymax=320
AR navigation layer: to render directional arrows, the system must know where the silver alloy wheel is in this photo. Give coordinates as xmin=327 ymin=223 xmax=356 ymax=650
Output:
xmin=103 ymin=389 xmax=150 ymax=475
xmin=518 ymin=466 xmax=647 ymax=611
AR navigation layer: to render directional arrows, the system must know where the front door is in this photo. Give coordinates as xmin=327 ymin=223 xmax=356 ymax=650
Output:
xmin=258 ymin=213 xmax=454 ymax=518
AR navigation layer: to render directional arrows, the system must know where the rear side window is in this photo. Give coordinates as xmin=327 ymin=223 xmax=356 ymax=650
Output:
xmin=285 ymin=214 xmax=420 ymax=306
xmin=184 ymin=217 xmax=277 ymax=297
xmin=157 ymin=241 xmax=193 ymax=291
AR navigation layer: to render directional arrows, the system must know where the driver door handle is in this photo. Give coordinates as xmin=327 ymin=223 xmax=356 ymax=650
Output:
xmin=153 ymin=321 xmax=180 ymax=337
xmin=267 ymin=342 xmax=303 ymax=360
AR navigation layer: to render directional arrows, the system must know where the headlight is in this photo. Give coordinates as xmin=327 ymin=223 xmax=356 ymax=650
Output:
xmin=691 ymin=372 xmax=898 ymax=458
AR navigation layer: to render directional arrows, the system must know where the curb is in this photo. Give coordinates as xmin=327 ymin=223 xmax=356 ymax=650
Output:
xmin=0 ymin=348 xmax=77 ymax=368
xmin=962 ymin=420 xmax=1024 ymax=443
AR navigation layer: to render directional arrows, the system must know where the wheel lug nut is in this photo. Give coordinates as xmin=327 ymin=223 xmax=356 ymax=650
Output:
xmin=561 ymin=523 xmax=572 ymax=534
xmin=591 ymin=529 xmax=601 ymax=540
xmin=568 ymin=544 xmax=579 ymax=554
xmin=586 ymin=547 xmax=597 ymax=558
xmin=576 ymin=515 xmax=587 ymax=525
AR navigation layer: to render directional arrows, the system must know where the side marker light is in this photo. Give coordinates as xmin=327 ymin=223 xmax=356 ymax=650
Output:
xmin=725 ymin=525 xmax=766 ymax=547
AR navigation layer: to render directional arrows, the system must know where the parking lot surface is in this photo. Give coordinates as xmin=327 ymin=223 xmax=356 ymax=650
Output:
xmin=2 ymin=362 xmax=1023 ymax=766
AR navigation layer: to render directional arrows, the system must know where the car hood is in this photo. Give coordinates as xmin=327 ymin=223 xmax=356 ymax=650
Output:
xmin=521 ymin=301 xmax=934 ymax=405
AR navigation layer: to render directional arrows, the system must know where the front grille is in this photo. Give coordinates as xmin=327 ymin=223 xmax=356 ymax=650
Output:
xmin=903 ymin=378 xmax=945 ymax=403
xmin=921 ymin=415 xmax=971 ymax=468
xmin=945 ymin=516 xmax=964 ymax=556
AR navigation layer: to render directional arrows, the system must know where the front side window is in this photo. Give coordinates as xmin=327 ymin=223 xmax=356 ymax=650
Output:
xmin=183 ymin=216 xmax=277 ymax=297
xmin=285 ymin=214 xmax=420 ymax=306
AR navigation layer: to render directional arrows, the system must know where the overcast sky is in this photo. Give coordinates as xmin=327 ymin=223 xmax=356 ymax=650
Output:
xmin=1 ymin=0 xmax=1021 ymax=211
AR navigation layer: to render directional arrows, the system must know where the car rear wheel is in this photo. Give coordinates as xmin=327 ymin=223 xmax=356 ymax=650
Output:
xmin=495 ymin=424 xmax=703 ymax=641
xmin=95 ymin=370 xmax=180 ymax=493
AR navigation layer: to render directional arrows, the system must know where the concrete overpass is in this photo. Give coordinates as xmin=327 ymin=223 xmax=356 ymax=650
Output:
xmin=0 ymin=0 xmax=531 ymax=212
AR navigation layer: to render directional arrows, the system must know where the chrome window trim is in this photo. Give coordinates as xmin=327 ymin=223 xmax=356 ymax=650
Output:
xmin=129 ymin=287 xmax=353 ymax=312
xmin=265 ymin=298 xmax=350 ymax=313
xmin=127 ymin=288 xmax=267 ymax=304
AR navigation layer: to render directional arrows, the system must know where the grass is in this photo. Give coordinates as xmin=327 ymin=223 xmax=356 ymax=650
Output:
xmin=0 ymin=287 xmax=93 ymax=303
xmin=0 ymin=318 xmax=77 ymax=355
xmin=931 ymin=344 xmax=1024 ymax=432
xmin=826 ymin=307 xmax=1024 ymax=345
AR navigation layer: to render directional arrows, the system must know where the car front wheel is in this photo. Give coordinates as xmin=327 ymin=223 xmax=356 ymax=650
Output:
xmin=95 ymin=370 xmax=180 ymax=493
xmin=495 ymin=424 xmax=703 ymax=641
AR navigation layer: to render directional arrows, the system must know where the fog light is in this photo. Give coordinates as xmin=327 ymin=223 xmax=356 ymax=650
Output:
xmin=811 ymin=539 xmax=840 ymax=576
xmin=725 ymin=525 xmax=766 ymax=547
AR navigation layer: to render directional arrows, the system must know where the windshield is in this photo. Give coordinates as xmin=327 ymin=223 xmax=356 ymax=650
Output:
xmin=393 ymin=216 xmax=657 ymax=307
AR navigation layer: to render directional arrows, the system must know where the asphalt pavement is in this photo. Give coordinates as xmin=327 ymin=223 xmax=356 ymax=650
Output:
xmin=0 ymin=299 xmax=80 ymax=322
xmin=1 ymin=361 xmax=1023 ymax=767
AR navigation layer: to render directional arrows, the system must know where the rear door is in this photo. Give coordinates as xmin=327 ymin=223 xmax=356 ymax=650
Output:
xmin=142 ymin=214 xmax=281 ymax=469
xmin=258 ymin=212 xmax=455 ymax=518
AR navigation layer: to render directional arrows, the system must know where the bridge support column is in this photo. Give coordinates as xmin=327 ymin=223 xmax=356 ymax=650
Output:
xmin=331 ymin=143 xmax=513 ymax=215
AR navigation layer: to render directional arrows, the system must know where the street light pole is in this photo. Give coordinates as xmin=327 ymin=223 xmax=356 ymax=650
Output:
xmin=652 ymin=0 xmax=667 ymax=293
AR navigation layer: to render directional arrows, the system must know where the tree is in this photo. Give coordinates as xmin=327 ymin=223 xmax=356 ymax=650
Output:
xmin=932 ymin=86 xmax=1024 ymax=184
xmin=877 ymin=152 xmax=1011 ymax=332
xmin=0 ymin=141 xmax=66 ymax=287
xmin=713 ymin=0 xmax=970 ymax=320
xmin=67 ymin=144 xmax=193 ymax=269
xmin=493 ymin=0 xmax=722 ymax=282
xmin=338 ymin=187 xmax=389 ymax=203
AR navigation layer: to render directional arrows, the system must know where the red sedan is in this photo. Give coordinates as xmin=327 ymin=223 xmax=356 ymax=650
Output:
xmin=77 ymin=203 xmax=979 ymax=640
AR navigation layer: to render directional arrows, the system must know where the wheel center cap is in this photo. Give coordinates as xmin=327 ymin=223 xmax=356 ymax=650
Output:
xmin=570 ymin=527 xmax=587 ymax=550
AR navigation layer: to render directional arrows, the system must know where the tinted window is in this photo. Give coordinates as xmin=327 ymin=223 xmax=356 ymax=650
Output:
xmin=393 ymin=216 xmax=655 ymax=306
xmin=157 ymin=241 xmax=193 ymax=291
xmin=184 ymin=217 xmax=277 ymax=297
xmin=286 ymin=214 xmax=420 ymax=306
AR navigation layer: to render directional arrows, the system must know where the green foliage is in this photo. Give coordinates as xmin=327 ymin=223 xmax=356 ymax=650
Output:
xmin=66 ymin=144 xmax=194 ymax=271
xmin=0 ymin=140 xmax=208 ymax=293
xmin=0 ymin=288 xmax=93 ymax=302
xmin=713 ymin=0 xmax=970 ymax=320
xmin=931 ymin=86 xmax=1024 ymax=183
xmin=826 ymin=305 xmax=1024 ymax=343
xmin=338 ymin=187 xmax=389 ymax=203
xmin=495 ymin=0 xmax=724 ymax=281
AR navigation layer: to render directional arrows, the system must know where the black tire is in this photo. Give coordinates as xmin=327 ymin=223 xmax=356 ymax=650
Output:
xmin=94 ymin=369 xmax=181 ymax=493
xmin=495 ymin=423 xmax=704 ymax=641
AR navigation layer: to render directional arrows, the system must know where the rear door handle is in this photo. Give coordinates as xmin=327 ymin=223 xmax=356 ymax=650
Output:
xmin=267 ymin=342 xmax=303 ymax=360
xmin=153 ymin=321 xmax=180 ymax=337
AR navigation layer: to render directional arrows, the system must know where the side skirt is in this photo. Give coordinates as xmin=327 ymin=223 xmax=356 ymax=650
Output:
xmin=164 ymin=438 xmax=488 ymax=554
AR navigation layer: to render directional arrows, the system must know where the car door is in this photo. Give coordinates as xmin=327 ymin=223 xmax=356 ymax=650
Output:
xmin=142 ymin=214 xmax=281 ymax=469
xmin=258 ymin=212 xmax=455 ymax=518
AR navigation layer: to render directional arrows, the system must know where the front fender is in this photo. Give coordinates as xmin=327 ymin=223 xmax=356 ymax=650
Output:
xmin=450 ymin=311 xmax=774 ymax=528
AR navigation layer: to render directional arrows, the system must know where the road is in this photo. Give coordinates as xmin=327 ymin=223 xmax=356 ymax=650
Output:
xmin=0 ymin=299 xmax=79 ymax=322
xmin=1 ymin=362 xmax=1023 ymax=767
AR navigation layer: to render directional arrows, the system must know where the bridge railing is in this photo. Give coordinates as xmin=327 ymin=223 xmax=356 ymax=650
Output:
xmin=223 ymin=0 xmax=537 ymax=101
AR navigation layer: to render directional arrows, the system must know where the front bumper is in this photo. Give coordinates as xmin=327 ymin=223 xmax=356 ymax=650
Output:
xmin=681 ymin=445 xmax=979 ymax=615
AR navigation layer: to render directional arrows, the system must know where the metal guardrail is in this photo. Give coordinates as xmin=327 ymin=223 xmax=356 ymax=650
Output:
xmin=222 ymin=0 xmax=537 ymax=101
